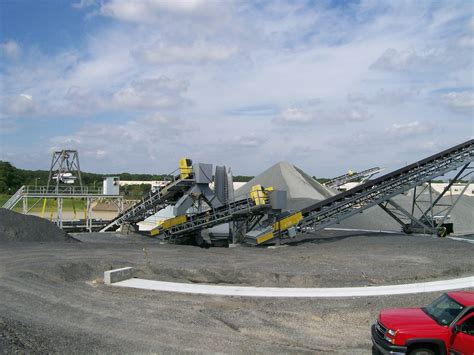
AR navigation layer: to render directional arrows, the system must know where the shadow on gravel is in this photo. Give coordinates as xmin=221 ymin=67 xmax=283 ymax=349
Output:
xmin=286 ymin=232 xmax=400 ymax=246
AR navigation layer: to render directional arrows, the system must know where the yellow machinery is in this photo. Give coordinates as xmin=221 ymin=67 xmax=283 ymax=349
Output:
xmin=179 ymin=158 xmax=193 ymax=180
xmin=255 ymin=212 xmax=303 ymax=244
xmin=250 ymin=185 xmax=273 ymax=205
xmin=150 ymin=214 xmax=187 ymax=236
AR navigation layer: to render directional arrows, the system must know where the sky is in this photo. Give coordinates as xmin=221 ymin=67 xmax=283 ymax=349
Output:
xmin=0 ymin=0 xmax=473 ymax=177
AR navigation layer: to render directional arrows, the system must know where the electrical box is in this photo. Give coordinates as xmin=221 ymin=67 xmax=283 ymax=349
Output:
xmin=103 ymin=177 xmax=120 ymax=195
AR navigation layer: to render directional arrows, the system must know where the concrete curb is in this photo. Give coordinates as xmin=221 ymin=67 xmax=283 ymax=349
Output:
xmin=104 ymin=267 xmax=135 ymax=285
xmin=109 ymin=273 xmax=474 ymax=298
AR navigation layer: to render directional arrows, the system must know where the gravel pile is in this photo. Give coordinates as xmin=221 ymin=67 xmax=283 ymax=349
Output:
xmin=0 ymin=209 xmax=77 ymax=243
xmin=235 ymin=161 xmax=336 ymax=210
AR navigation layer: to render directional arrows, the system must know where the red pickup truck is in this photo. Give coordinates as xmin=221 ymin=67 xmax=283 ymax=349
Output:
xmin=372 ymin=291 xmax=474 ymax=355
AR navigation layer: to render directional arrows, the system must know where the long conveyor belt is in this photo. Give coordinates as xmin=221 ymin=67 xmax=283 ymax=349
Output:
xmin=324 ymin=166 xmax=384 ymax=189
xmin=277 ymin=138 xmax=474 ymax=240
xmin=158 ymin=139 xmax=473 ymax=243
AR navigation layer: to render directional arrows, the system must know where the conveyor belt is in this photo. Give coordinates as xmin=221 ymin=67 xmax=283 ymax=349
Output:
xmin=100 ymin=178 xmax=194 ymax=232
xmin=151 ymin=197 xmax=268 ymax=241
xmin=324 ymin=167 xmax=384 ymax=189
xmin=291 ymin=139 xmax=473 ymax=237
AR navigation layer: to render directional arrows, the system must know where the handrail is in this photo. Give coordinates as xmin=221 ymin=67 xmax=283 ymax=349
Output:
xmin=22 ymin=185 xmax=104 ymax=195
xmin=2 ymin=185 xmax=25 ymax=209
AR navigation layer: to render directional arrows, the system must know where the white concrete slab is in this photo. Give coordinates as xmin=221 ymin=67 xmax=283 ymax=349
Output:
xmin=324 ymin=227 xmax=400 ymax=234
xmin=111 ymin=275 xmax=474 ymax=298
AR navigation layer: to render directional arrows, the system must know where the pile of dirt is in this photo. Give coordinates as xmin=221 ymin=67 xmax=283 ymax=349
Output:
xmin=0 ymin=209 xmax=77 ymax=243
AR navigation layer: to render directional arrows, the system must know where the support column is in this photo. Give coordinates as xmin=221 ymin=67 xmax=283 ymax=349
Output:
xmin=57 ymin=197 xmax=63 ymax=228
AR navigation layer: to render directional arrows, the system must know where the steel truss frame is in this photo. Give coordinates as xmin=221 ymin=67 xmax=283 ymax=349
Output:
xmin=162 ymin=198 xmax=270 ymax=243
xmin=47 ymin=150 xmax=83 ymax=192
xmin=3 ymin=185 xmax=123 ymax=231
xmin=378 ymin=163 xmax=473 ymax=235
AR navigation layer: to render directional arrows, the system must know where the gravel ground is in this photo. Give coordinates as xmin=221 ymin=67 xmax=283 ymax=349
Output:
xmin=1 ymin=229 xmax=473 ymax=353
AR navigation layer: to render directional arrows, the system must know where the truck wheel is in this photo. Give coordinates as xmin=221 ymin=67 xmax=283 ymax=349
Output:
xmin=371 ymin=345 xmax=380 ymax=355
xmin=408 ymin=348 xmax=436 ymax=355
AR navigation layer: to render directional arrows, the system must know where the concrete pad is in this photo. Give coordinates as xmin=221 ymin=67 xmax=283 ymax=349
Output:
xmin=104 ymin=267 xmax=135 ymax=285
xmin=111 ymin=276 xmax=474 ymax=298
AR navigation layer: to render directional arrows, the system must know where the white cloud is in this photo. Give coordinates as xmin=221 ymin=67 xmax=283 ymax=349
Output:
xmin=276 ymin=107 xmax=314 ymax=124
xmin=2 ymin=94 xmax=37 ymax=116
xmin=72 ymin=0 xmax=98 ymax=9
xmin=370 ymin=48 xmax=425 ymax=71
xmin=2 ymin=1 xmax=473 ymax=176
xmin=0 ymin=75 xmax=189 ymax=118
xmin=229 ymin=135 xmax=263 ymax=148
xmin=0 ymin=40 xmax=21 ymax=59
xmin=112 ymin=76 xmax=189 ymax=110
xmin=348 ymin=89 xmax=419 ymax=106
xmin=49 ymin=113 xmax=191 ymax=171
xmin=468 ymin=17 xmax=474 ymax=31
xmin=441 ymin=91 xmax=474 ymax=114
xmin=100 ymin=0 xmax=208 ymax=23
xmin=135 ymin=41 xmax=238 ymax=64
xmin=388 ymin=121 xmax=432 ymax=137
xmin=274 ymin=100 xmax=372 ymax=125
xmin=457 ymin=36 xmax=474 ymax=49
xmin=328 ymin=120 xmax=439 ymax=162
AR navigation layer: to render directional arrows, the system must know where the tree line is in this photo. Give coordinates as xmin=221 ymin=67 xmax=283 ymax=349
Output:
xmin=0 ymin=161 xmax=256 ymax=198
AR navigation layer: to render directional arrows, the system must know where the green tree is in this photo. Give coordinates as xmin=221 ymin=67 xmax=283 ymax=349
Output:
xmin=0 ymin=161 xmax=24 ymax=193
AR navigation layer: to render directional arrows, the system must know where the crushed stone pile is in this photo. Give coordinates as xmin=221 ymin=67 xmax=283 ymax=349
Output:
xmin=0 ymin=209 xmax=77 ymax=243
xmin=235 ymin=161 xmax=336 ymax=210
xmin=444 ymin=195 xmax=474 ymax=233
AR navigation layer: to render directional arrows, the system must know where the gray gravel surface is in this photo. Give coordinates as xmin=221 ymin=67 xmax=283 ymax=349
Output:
xmin=1 ymin=230 xmax=473 ymax=353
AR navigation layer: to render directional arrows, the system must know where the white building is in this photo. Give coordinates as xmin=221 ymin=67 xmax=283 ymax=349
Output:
xmin=340 ymin=182 xmax=474 ymax=197
xmin=119 ymin=180 xmax=170 ymax=192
